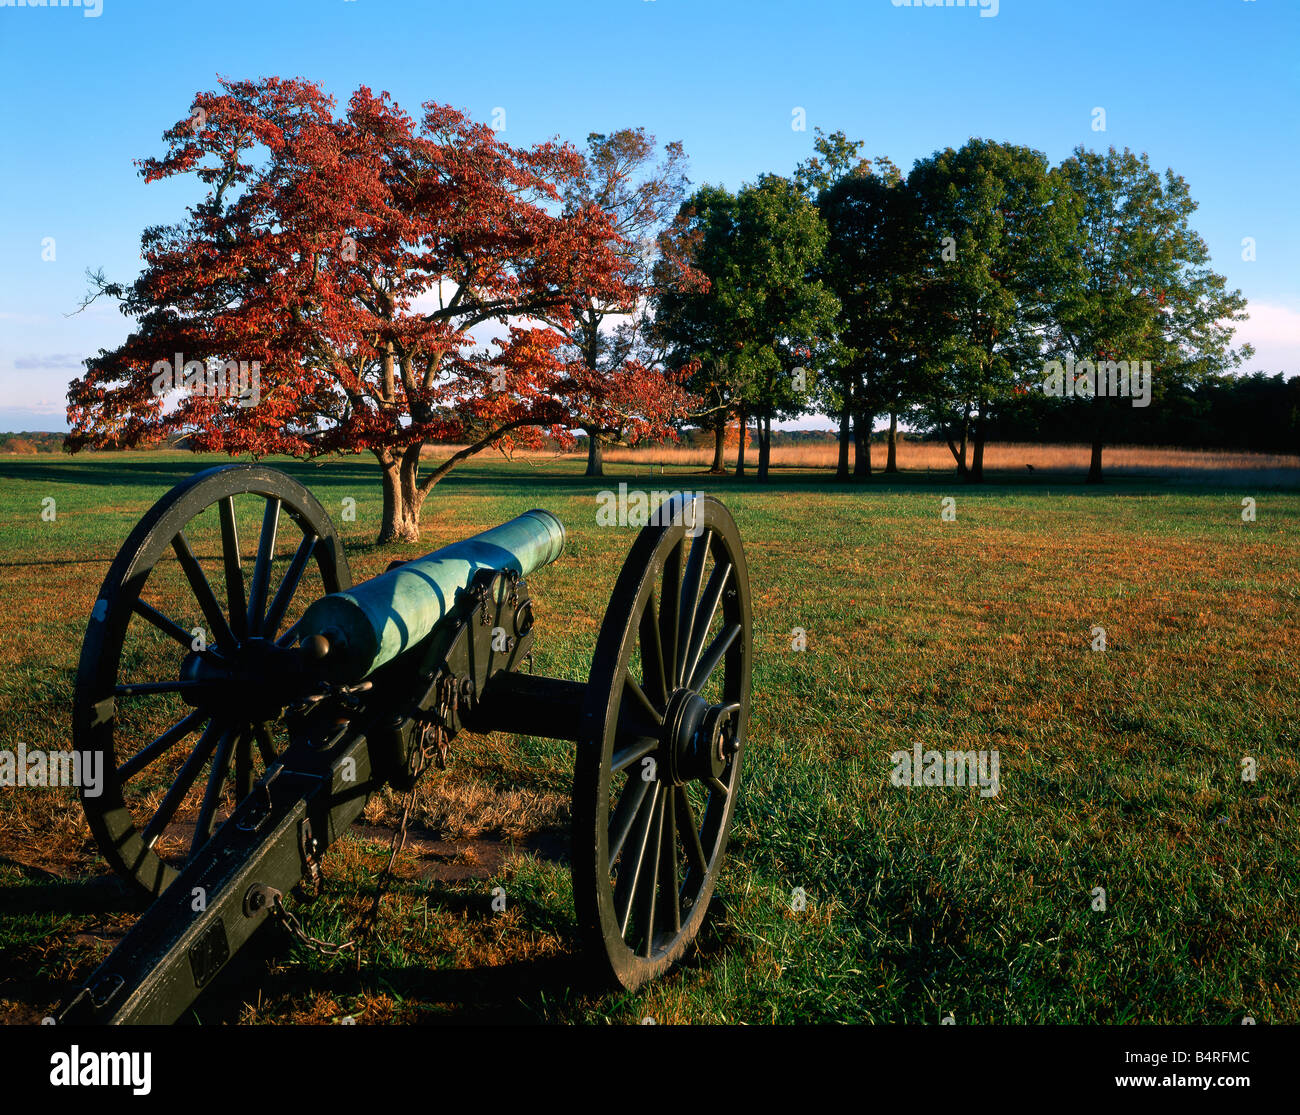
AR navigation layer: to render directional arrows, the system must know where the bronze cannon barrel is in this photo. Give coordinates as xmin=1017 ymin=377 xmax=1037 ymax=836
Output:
xmin=297 ymin=509 xmax=565 ymax=683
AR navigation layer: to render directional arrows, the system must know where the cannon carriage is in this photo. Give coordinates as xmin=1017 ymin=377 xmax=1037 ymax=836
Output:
xmin=59 ymin=463 xmax=752 ymax=1023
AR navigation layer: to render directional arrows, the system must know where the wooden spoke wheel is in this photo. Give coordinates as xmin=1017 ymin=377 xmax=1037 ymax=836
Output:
xmin=72 ymin=464 xmax=350 ymax=897
xmin=573 ymin=496 xmax=753 ymax=989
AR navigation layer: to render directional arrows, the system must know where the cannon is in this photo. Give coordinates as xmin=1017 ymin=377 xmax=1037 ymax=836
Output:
xmin=57 ymin=463 xmax=752 ymax=1023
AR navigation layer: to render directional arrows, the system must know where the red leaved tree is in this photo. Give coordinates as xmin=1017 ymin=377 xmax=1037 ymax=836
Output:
xmin=546 ymin=129 xmax=695 ymax=476
xmin=67 ymin=77 xmax=669 ymax=541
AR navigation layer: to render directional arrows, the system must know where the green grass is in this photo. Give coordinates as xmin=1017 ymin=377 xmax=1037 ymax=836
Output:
xmin=0 ymin=450 xmax=1297 ymax=1024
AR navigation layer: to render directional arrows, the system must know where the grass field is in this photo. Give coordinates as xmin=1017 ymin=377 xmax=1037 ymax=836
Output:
xmin=0 ymin=448 xmax=1297 ymax=1024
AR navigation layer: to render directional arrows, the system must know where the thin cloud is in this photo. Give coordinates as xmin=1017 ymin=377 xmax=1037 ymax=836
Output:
xmin=13 ymin=353 xmax=85 ymax=370
xmin=1240 ymin=302 xmax=1300 ymax=345
xmin=1235 ymin=302 xmax=1300 ymax=373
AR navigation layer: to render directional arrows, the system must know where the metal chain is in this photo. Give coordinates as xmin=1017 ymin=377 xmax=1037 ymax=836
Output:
xmin=274 ymin=685 xmax=452 ymax=964
xmin=351 ymin=684 xmax=452 ymax=967
xmin=272 ymin=893 xmax=356 ymax=957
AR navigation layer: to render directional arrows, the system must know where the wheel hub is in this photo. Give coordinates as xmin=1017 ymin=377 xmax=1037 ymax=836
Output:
xmin=179 ymin=637 xmax=301 ymax=720
xmin=661 ymin=687 xmax=742 ymax=785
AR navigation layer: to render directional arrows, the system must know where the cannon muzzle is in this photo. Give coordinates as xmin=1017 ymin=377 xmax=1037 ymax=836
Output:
xmin=297 ymin=509 xmax=565 ymax=683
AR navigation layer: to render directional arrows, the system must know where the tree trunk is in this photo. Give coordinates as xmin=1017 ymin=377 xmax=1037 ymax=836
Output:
xmin=1087 ymin=394 xmax=1105 ymax=483
xmin=376 ymin=449 xmax=424 ymax=543
xmin=958 ymin=403 xmax=970 ymax=477
xmin=970 ymin=399 xmax=985 ymax=483
xmin=585 ymin=429 xmax=604 ymax=478
xmin=945 ymin=426 xmax=968 ymax=477
xmin=374 ymin=423 xmax=528 ymax=544
xmin=735 ymin=407 xmax=747 ymax=477
xmin=1087 ymin=437 xmax=1104 ymax=483
xmin=853 ymin=413 xmax=872 ymax=478
xmin=757 ymin=413 xmax=771 ymax=481
xmin=836 ymin=401 xmax=851 ymax=481
xmin=885 ymin=410 xmax=898 ymax=473
xmin=710 ymin=419 xmax=726 ymax=474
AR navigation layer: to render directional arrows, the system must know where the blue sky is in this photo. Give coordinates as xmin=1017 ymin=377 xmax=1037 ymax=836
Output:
xmin=1 ymin=0 xmax=1296 ymax=431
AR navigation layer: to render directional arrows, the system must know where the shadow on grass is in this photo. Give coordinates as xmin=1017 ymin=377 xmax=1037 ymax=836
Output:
xmin=195 ymin=899 xmax=748 ymax=1024
xmin=1 ymin=867 xmax=605 ymax=1026
xmin=0 ymin=875 xmax=141 ymax=915
xmin=186 ymin=882 xmax=743 ymax=1024
xmin=199 ymin=951 xmax=602 ymax=1025
xmin=4 ymin=453 xmax=1283 ymax=503
xmin=0 ymin=871 xmax=145 ymax=1023
xmin=183 ymin=901 xmax=603 ymax=1025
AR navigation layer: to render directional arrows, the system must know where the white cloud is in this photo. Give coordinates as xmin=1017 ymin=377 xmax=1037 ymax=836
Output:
xmin=1236 ymin=301 xmax=1300 ymax=373
xmin=14 ymin=353 xmax=84 ymax=370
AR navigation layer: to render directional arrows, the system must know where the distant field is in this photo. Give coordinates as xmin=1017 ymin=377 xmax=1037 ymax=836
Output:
xmin=1 ymin=448 xmax=1297 ymax=1024
xmin=421 ymin=439 xmax=1300 ymax=486
xmin=600 ymin=440 xmax=1300 ymax=479
xmin=410 ymin=437 xmax=1300 ymax=471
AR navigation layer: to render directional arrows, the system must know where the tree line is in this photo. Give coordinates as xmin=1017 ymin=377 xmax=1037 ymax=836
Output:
xmin=983 ymin=370 xmax=1298 ymax=454
xmin=63 ymin=80 xmax=1272 ymax=542
xmin=650 ymin=130 xmax=1261 ymax=484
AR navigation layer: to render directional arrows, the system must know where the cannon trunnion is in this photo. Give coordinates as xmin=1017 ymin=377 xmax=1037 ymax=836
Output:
xmin=60 ymin=464 xmax=752 ymax=1023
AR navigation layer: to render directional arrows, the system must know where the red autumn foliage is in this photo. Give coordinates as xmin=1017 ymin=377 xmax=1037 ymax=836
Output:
xmin=66 ymin=77 xmax=682 ymax=540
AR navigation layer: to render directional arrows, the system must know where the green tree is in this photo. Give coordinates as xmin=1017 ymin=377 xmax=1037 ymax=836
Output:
xmin=1053 ymin=146 xmax=1252 ymax=482
xmin=795 ymin=127 xmax=872 ymax=196
xmin=652 ymin=177 xmax=838 ymax=479
xmin=797 ymin=128 xmax=909 ymax=479
xmin=908 ymin=139 xmax=1073 ymax=480
xmin=651 ymin=184 xmax=741 ymax=474
xmin=818 ymin=159 xmax=915 ymax=479
xmin=724 ymin=175 xmax=840 ymax=479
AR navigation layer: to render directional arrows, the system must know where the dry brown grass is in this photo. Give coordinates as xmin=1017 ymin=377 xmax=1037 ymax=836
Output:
xmin=420 ymin=439 xmax=1300 ymax=479
xmin=599 ymin=440 xmax=1300 ymax=475
xmin=361 ymin=774 xmax=569 ymax=841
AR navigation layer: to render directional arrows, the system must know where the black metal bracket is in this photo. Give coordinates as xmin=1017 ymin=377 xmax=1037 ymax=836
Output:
xmin=56 ymin=724 xmax=382 ymax=1024
xmin=368 ymin=567 xmax=539 ymax=788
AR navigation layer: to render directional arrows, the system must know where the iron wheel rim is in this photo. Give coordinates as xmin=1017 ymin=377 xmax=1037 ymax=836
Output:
xmin=573 ymin=495 xmax=752 ymax=990
xmin=71 ymin=464 xmax=350 ymax=897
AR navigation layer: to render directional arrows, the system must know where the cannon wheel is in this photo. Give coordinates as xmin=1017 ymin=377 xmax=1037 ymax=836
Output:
xmin=573 ymin=496 xmax=753 ymax=990
xmin=72 ymin=464 xmax=350 ymax=897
